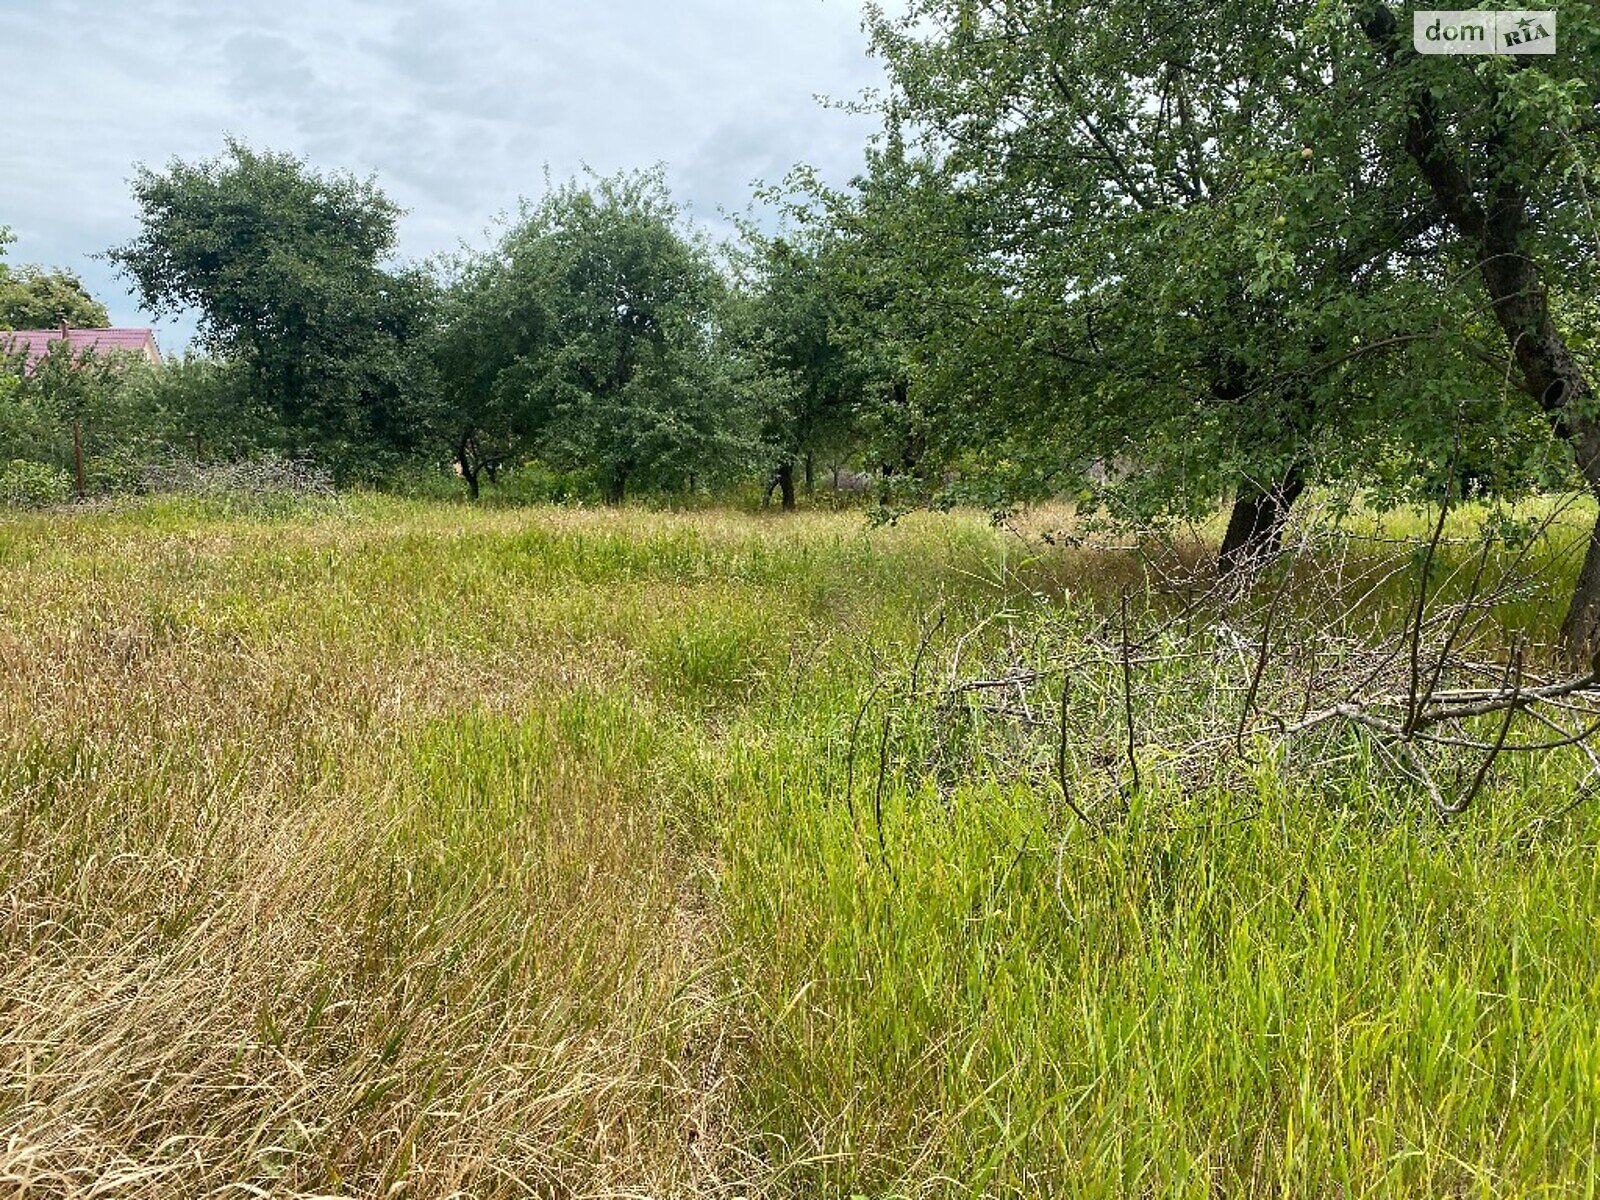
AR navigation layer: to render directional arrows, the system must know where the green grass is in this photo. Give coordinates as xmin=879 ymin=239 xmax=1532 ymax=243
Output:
xmin=1 ymin=495 xmax=1599 ymax=1197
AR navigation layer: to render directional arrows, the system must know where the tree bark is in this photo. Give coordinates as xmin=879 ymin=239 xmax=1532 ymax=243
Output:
xmin=455 ymin=448 xmax=480 ymax=502
xmin=1557 ymin=420 xmax=1600 ymax=661
xmin=1379 ymin=58 xmax=1600 ymax=659
xmin=604 ymin=464 xmax=628 ymax=506
xmin=777 ymin=460 xmax=797 ymax=511
xmin=1218 ymin=466 xmax=1306 ymax=575
xmin=763 ymin=462 xmax=798 ymax=510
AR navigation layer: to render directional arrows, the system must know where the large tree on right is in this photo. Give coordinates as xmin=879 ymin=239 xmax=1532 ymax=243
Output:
xmin=862 ymin=0 xmax=1598 ymax=653
xmin=1353 ymin=2 xmax=1600 ymax=656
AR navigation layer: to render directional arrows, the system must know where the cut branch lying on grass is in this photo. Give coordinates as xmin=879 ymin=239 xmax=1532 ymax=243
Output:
xmin=845 ymin=491 xmax=1600 ymax=832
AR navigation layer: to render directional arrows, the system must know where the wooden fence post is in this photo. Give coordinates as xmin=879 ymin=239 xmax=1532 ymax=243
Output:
xmin=72 ymin=422 xmax=85 ymax=501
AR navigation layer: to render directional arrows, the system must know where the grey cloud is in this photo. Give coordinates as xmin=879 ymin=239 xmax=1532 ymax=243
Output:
xmin=0 ymin=0 xmax=899 ymax=347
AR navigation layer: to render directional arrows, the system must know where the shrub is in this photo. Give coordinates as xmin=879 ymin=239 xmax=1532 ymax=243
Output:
xmin=0 ymin=459 xmax=73 ymax=509
xmin=133 ymin=454 xmax=340 ymax=516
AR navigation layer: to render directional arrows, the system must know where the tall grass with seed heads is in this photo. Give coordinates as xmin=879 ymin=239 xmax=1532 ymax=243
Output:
xmin=1 ymin=495 xmax=1598 ymax=1197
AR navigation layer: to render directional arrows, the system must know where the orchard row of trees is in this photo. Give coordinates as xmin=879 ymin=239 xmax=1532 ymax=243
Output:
xmin=2 ymin=1 xmax=1598 ymax=647
xmin=1 ymin=145 xmax=904 ymax=508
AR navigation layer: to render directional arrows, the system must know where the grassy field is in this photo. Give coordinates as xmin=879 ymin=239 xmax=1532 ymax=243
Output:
xmin=2 ymin=495 xmax=1600 ymax=1198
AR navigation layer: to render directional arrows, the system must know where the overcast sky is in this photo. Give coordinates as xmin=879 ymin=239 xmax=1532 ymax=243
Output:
xmin=0 ymin=0 xmax=894 ymax=350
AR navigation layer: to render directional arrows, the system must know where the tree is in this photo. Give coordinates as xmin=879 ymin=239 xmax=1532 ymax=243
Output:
xmin=439 ymin=170 xmax=761 ymax=503
xmin=1351 ymin=3 xmax=1600 ymax=656
xmin=0 ymin=229 xmax=110 ymax=329
xmin=734 ymin=227 xmax=873 ymax=509
xmin=108 ymin=139 xmax=435 ymax=479
xmin=0 ymin=338 xmax=147 ymax=493
xmin=428 ymin=238 xmax=552 ymax=500
xmin=769 ymin=141 xmax=996 ymax=510
xmin=0 ymin=267 xmax=111 ymax=329
xmin=856 ymin=0 xmax=1570 ymax=570
xmin=114 ymin=353 xmax=269 ymax=463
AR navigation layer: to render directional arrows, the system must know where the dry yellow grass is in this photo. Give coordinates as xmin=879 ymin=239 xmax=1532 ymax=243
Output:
xmin=0 ymin=501 xmax=760 ymax=1197
xmin=4 ymin=496 xmax=1600 ymax=1198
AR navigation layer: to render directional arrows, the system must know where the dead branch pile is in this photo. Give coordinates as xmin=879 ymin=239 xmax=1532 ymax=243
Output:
xmin=850 ymin=496 xmax=1600 ymax=830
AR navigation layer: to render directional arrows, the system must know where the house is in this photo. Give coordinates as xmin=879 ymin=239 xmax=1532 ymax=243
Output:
xmin=1 ymin=321 xmax=161 ymax=371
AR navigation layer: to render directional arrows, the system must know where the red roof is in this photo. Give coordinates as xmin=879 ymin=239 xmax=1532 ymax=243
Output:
xmin=2 ymin=327 xmax=160 ymax=367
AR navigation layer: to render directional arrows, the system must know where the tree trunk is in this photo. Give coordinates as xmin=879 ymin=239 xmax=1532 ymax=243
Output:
xmin=1218 ymin=466 xmax=1306 ymax=576
xmin=457 ymin=456 xmax=480 ymax=502
xmin=777 ymin=460 xmax=797 ymax=511
xmin=803 ymin=454 xmax=815 ymax=495
xmin=1468 ymin=255 xmax=1600 ymax=659
xmin=1558 ymin=421 xmax=1600 ymax=663
xmin=604 ymin=464 xmax=627 ymax=506
xmin=1357 ymin=31 xmax=1600 ymax=661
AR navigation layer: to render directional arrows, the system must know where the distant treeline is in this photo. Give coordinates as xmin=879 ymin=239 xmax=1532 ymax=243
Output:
xmin=1 ymin=149 xmax=896 ymax=513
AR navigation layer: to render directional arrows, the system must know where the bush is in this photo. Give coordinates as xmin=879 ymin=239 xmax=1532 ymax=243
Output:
xmin=133 ymin=455 xmax=340 ymax=516
xmin=0 ymin=459 xmax=72 ymax=509
xmin=478 ymin=462 xmax=596 ymax=506
xmin=379 ymin=462 xmax=467 ymax=502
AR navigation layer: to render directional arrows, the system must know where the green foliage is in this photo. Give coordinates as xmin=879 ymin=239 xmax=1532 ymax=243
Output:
xmin=0 ymin=337 xmax=280 ymax=498
xmin=0 ymin=341 xmax=127 ymax=470
xmin=842 ymin=0 xmax=1584 ymax=527
xmin=771 ymin=146 xmax=988 ymax=496
xmin=731 ymin=223 xmax=880 ymax=498
xmin=426 ymin=217 xmax=554 ymax=498
xmin=115 ymin=353 xmax=274 ymax=462
xmin=0 ymin=457 xmax=71 ymax=507
xmin=434 ymin=169 xmax=763 ymax=502
xmin=108 ymin=140 xmax=436 ymax=480
xmin=0 ymin=226 xmax=110 ymax=330
xmin=476 ymin=462 xmax=596 ymax=506
xmin=0 ymin=266 xmax=110 ymax=329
